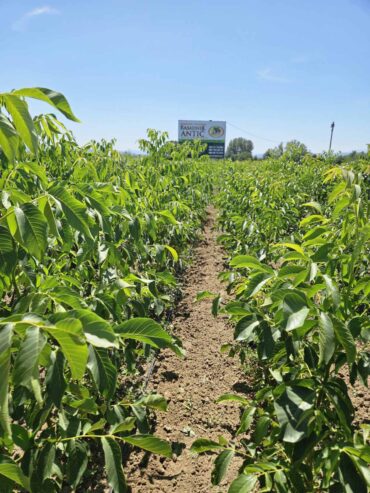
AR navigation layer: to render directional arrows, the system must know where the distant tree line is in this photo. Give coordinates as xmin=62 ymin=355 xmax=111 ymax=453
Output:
xmin=226 ymin=138 xmax=308 ymax=162
xmin=226 ymin=137 xmax=369 ymax=163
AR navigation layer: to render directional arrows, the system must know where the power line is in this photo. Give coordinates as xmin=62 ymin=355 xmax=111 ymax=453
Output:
xmin=227 ymin=121 xmax=281 ymax=144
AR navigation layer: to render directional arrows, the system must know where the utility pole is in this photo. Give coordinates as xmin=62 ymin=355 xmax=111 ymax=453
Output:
xmin=329 ymin=121 xmax=335 ymax=153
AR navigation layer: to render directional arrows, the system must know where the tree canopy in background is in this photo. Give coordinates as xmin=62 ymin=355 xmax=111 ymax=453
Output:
xmin=226 ymin=137 xmax=254 ymax=161
xmin=264 ymin=140 xmax=307 ymax=162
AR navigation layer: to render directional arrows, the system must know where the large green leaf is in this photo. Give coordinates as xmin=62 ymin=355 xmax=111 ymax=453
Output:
xmin=333 ymin=319 xmax=356 ymax=365
xmin=52 ymin=309 xmax=117 ymax=348
xmin=115 ymin=318 xmax=172 ymax=348
xmin=190 ymin=438 xmax=224 ymax=454
xmin=0 ymin=463 xmax=30 ymax=492
xmin=234 ymin=315 xmax=260 ymax=342
xmin=0 ymin=324 xmax=12 ymax=438
xmin=274 ymin=385 xmax=315 ymax=443
xmin=45 ymin=318 xmax=88 ymax=379
xmin=212 ymin=450 xmax=234 ymax=485
xmin=46 ymin=350 xmax=66 ymax=407
xmin=236 ymin=406 xmax=256 ymax=435
xmin=282 ymin=292 xmax=310 ymax=331
xmin=318 ymin=312 xmax=335 ymax=365
xmin=133 ymin=393 xmax=168 ymax=411
xmin=13 ymin=87 xmax=80 ymax=122
xmin=0 ymin=114 xmax=19 ymax=161
xmin=48 ymin=184 xmax=93 ymax=240
xmin=230 ymin=255 xmax=273 ymax=273
xmin=66 ymin=440 xmax=88 ymax=489
xmin=228 ymin=473 xmax=257 ymax=493
xmin=87 ymin=346 xmax=117 ymax=400
xmin=13 ymin=326 xmax=45 ymax=386
xmin=101 ymin=437 xmax=128 ymax=493
xmin=0 ymin=225 xmax=17 ymax=275
xmin=9 ymin=203 xmax=48 ymax=260
xmin=123 ymin=434 xmax=172 ymax=457
xmin=338 ymin=452 xmax=368 ymax=493
xmin=3 ymin=94 xmax=37 ymax=153
xmin=245 ymin=272 xmax=272 ymax=298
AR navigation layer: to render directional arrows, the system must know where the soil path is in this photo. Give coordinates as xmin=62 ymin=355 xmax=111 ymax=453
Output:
xmin=127 ymin=207 xmax=243 ymax=492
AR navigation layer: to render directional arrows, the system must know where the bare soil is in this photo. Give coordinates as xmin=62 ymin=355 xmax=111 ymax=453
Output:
xmin=126 ymin=207 xmax=245 ymax=492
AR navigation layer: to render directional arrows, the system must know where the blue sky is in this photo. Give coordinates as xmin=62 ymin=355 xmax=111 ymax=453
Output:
xmin=1 ymin=0 xmax=370 ymax=153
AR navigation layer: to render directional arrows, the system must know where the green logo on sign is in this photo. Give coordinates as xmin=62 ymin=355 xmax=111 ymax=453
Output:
xmin=208 ymin=126 xmax=224 ymax=138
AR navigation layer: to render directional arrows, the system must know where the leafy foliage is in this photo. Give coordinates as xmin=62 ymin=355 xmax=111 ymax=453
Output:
xmin=226 ymin=137 xmax=254 ymax=161
xmin=0 ymin=89 xmax=213 ymax=491
xmin=194 ymin=156 xmax=370 ymax=492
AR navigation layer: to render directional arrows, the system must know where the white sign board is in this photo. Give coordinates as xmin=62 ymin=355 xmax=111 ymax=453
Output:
xmin=178 ymin=120 xmax=226 ymax=158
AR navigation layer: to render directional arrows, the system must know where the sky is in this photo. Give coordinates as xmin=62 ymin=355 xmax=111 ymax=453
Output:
xmin=1 ymin=0 xmax=370 ymax=154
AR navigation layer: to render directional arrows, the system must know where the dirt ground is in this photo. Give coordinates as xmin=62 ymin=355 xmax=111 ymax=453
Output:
xmin=126 ymin=207 xmax=246 ymax=492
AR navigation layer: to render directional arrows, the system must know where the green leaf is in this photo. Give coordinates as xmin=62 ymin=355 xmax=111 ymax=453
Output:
xmin=11 ymin=203 xmax=48 ymax=260
xmin=0 ymin=114 xmax=19 ymax=161
xmin=245 ymin=272 xmax=272 ymax=298
xmin=333 ymin=319 xmax=356 ymax=365
xmin=0 ymin=324 xmax=13 ymax=438
xmin=53 ymin=309 xmax=117 ymax=348
xmin=47 ymin=286 xmax=86 ymax=310
xmin=318 ymin=312 xmax=335 ymax=365
xmin=66 ymin=440 xmax=88 ymax=489
xmin=299 ymin=214 xmax=327 ymax=227
xmin=115 ymin=318 xmax=172 ymax=349
xmin=230 ymin=255 xmax=272 ymax=273
xmin=212 ymin=294 xmax=222 ymax=317
xmin=0 ymin=225 xmax=17 ymax=275
xmin=228 ymin=473 xmax=257 ymax=493
xmin=13 ymin=87 xmax=80 ymax=122
xmin=101 ymin=437 xmax=128 ymax=493
xmin=46 ymin=350 xmax=66 ymax=407
xmin=302 ymin=201 xmax=322 ymax=213
xmin=123 ymin=434 xmax=172 ymax=458
xmin=343 ymin=446 xmax=370 ymax=464
xmin=236 ymin=406 xmax=256 ymax=435
xmin=164 ymin=245 xmax=178 ymax=262
xmin=48 ymin=184 xmax=93 ymax=240
xmin=87 ymin=346 xmax=117 ymax=400
xmin=338 ymin=452 xmax=367 ymax=493
xmin=11 ymin=424 xmax=31 ymax=451
xmin=111 ymin=418 xmax=136 ymax=434
xmin=45 ymin=318 xmax=88 ymax=379
xmin=133 ymin=394 xmax=168 ymax=411
xmin=190 ymin=438 xmax=224 ymax=454
xmin=274 ymin=385 xmax=315 ymax=443
xmin=323 ymin=274 xmax=340 ymax=308
xmin=276 ymin=242 xmax=305 ymax=255
xmin=38 ymin=196 xmax=59 ymax=237
xmin=158 ymin=210 xmax=178 ymax=225
xmin=216 ymin=394 xmax=250 ymax=405
xmin=253 ymin=416 xmax=271 ymax=444
xmin=234 ymin=316 xmax=260 ymax=342
xmin=13 ymin=326 xmax=45 ymax=386
xmin=283 ymin=292 xmax=310 ymax=332
xmin=195 ymin=291 xmax=216 ymax=301
xmin=0 ymin=463 xmax=30 ymax=492
xmin=212 ymin=450 xmax=234 ymax=485
xmin=3 ymin=94 xmax=37 ymax=153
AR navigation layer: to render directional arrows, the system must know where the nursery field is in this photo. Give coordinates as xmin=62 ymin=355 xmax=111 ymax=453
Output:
xmin=0 ymin=88 xmax=369 ymax=492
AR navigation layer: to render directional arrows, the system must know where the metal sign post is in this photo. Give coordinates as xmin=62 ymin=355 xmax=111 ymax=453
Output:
xmin=329 ymin=121 xmax=335 ymax=153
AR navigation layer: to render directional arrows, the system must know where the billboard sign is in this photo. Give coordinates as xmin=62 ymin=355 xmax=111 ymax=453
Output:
xmin=178 ymin=120 xmax=226 ymax=159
